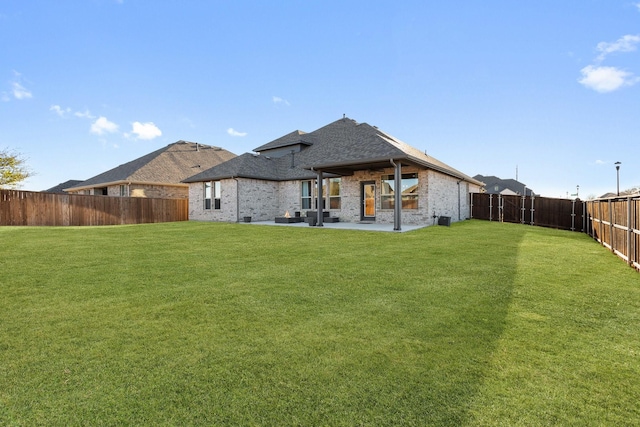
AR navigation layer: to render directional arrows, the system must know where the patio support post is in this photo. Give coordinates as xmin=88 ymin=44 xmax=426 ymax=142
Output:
xmin=317 ymin=170 xmax=324 ymax=227
xmin=391 ymin=159 xmax=401 ymax=231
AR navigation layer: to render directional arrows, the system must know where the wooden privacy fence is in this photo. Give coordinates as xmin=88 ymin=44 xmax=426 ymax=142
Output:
xmin=470 ymin=193 xmax=585 ymax=231
xmin=470 ymin=192 xmax=639 ymax=271
xmin=585 ymin=197 xmax=640 ymax=271
xmin=0 ymin=189 xmax=188 ymax=226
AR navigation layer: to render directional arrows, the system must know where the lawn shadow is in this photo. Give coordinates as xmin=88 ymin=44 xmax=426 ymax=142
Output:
xmin=223 ymin=220 xmax=531 ymax=425
xmin=389 ymin=221 xmax=528 ymax=425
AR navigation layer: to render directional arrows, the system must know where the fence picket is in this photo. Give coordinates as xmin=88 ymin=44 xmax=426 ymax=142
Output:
xmin=0 ymin=189 xmax=188 ymax=226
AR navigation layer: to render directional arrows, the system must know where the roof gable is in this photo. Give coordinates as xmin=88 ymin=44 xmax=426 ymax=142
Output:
xmin=253 ymin=130 xmax=309 ymax=152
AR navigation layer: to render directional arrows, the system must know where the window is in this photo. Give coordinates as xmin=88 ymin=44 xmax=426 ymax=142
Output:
xmin=328 ymin=178 xmax=341 ymax=209
xmin=301 ymin=181 xmax=312 ymax=210
xmin=204 ymin=182 xmax=212 ymax=209
xmin=213 ymin=181 xmax=221 ymax=209
xmin=381 ymin=173 xmax=419 ymax=209
xmin=204 ymin=181 xmax=221 ymax=210
xmin=119 ymin=185 xmax=127 ymax=197
xmin=303 ymin=178 xmax=341 ymax=210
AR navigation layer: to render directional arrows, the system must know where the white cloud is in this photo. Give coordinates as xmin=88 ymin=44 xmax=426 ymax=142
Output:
xmin=90 ymin=116 xmax=119 ymax=135
xmin=578 ymin=65 xmax=640 ymax=93
xmin=50 ymin=105 xmax=71 ymax=117
xmin=636 ymin=2 xmax=640 ymax=12
xmin=272 ymin=96 xmax=290 ymax=106
xmin=74 ymin=109 xmax=95 ymax=119
xmin=130 ymin=121 xmax=162 ymax=140
xmin=12 ymin=82 xmax=32 ymax=100
xmin=49 ymin=105 xmax=96 ymax=119
xmin=6 ymin=71 xmax=32 ymax=100
xmin=596 ymin=34 xmax=640 ymax=62
xmin=595 ymin=160 xmax=606 ymax=165
xmin=227 ymin=128 xmax=247 ymax=137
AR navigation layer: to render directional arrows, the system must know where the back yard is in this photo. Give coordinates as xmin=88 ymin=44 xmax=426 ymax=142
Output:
xmin=1 ymin=220 xmax=639 ymax=426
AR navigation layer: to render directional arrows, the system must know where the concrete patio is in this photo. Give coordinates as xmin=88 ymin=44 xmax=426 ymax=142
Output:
xmin=241 ymin=220 xmax=428 ymax=233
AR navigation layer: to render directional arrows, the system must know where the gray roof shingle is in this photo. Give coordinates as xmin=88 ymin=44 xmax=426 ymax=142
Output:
xmin=66 ymin=141 xmax=236 ymax=190
xmin=473 ymin=174 xmax=534 ymax=195
xmin=183 ymin=152 xmax=316 ymax=182
xmin=253 ymin=130 xmax=310 ymax=152
xmin=184 ymin=118 xmax=482 ymax=185
xmin=44 ymin=180 xmax=84 ymax=193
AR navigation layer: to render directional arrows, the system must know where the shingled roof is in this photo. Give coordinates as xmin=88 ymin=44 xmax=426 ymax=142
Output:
xmin=184 ymin=118 xmax=482 ymax=185
xmin=183 ymin=152 xmax=317 ymax=182
xmin=44 ymin=180 xmax=84 ymax=193
xmin=473 ymin=174 xmax=534 ymax=196
xmin=253 ymin=130 xmax=310 ymax=152
xmin=66 ymin=141 xmax=236 ymax=191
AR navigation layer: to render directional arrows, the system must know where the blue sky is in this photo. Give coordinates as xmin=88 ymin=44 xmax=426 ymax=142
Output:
xmin=1 ymin=0 xmax=639 ymax=198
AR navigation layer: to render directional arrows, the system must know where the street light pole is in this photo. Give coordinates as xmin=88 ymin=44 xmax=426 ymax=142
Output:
xmin=615 ymin=161 xmax=621 ymax=196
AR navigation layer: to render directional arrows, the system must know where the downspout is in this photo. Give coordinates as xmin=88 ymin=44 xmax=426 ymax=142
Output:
xmin=390 ymin=159 xmax=401 ymax=231
xmin=457 ymin=180 xmax=462 ymax=221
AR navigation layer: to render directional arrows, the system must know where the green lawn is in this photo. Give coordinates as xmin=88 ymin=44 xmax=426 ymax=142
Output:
xmin=1 ymin=220 xmax=639 ymax=426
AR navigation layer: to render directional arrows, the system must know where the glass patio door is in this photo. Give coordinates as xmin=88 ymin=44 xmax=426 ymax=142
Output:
xmin=361 ymin=182 xmax=376 ymax=220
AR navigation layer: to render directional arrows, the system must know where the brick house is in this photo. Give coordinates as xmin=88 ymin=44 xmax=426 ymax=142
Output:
xmin=183 ymin=117 xmax=483 ymax=229
xmin=65 ymin=141 xmax=236 ymax=199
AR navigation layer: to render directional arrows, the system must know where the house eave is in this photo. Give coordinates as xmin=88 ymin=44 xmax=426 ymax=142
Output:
xmin=300 ymin=155 xmax=484 ymax=186
xmin=404 ymin=155 xmax=485 ymax=186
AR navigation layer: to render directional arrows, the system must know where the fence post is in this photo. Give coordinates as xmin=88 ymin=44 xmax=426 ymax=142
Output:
xmin=491 ymin=193 xmax=494 ymax=221
xmin=628 ymin=196 xmax=633 ymax=267
xmin=634 ymin=198 xmax=639 ymax=270
xmin=609 ymin=198 xmax=614 ymax=253
xmin=597 ymin=200 xmax=601 ymax=243
xmin=584 ymin=200 xmax=594 ymax=239
xmin=499 ymin=194 xmax=503 ymax=222
xmin=521 ymin=195 xmax=526 ymax=224
xmin=530 ymin=196 xmax=535 ymax=226
xmin=571 ymin=199 xmax=576 ymax=232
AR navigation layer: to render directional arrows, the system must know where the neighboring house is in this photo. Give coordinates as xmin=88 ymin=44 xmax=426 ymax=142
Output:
xmin=599 ymin=189 xmax=640 ymax=198
xmin=473 ymin=174 xmax=535 ymax=196
xmin=44 ymin=180 xmax=84 ymax=194
xmin=184 ymin=117 xmax=484 ymax=228
xmin=65 ymin=141 xmax=236 ymax=199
